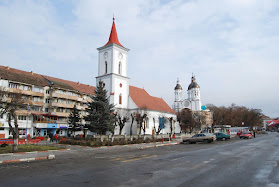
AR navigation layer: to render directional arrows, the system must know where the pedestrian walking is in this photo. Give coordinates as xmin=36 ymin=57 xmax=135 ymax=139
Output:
xmin=49 ymin=132 xmax=54 ymax=142
xmin=254 ymin=131 xmax=256 ymax=138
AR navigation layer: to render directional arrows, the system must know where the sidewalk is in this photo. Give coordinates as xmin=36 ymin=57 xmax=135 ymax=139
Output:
xmin=0 ymin=139 xmax=182 ymax=164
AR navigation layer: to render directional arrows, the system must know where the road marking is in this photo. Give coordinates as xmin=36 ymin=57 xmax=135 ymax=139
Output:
xmin=121 ymin=155 xmax=158 ymax=163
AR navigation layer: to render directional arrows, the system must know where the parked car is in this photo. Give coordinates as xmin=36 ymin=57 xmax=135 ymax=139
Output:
xmin=214 ymin=133 xmax=230 ymax=140
xmin=240 ymin=132 xmax=253 ymax=139
xmin=183 ymin=133 xmax=216 ymax=144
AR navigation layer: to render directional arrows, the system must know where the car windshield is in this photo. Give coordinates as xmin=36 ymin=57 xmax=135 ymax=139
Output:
xmin=242 ymin=132 xmax=250 ymax=134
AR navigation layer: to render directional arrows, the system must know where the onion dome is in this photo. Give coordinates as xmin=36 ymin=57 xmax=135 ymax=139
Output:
xmin=188 ymin=75 xmax=200 ymax=90
xmin=174 ymin=78 xmax=183 ymax=90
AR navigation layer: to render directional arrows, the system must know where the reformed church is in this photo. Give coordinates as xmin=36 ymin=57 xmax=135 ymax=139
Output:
xmin=96 ymin=18 xmax=179 ymax=135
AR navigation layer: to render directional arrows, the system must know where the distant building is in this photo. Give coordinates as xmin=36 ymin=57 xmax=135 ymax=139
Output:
xmin=174 ymin=75 xmax=202 ymax=112
xmin=173 ymin=75 xmax=212 ymax=131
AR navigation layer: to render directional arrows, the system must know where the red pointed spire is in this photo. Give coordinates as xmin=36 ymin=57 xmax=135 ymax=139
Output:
xmin=105 ymin=17 xmax=123 ymax=47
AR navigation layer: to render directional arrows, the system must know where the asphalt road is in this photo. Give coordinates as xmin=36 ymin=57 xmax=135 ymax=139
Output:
xmin=1 ymin=132 xmax=278 ymax=187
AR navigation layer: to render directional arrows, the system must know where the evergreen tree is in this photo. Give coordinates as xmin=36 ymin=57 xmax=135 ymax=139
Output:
xmin=68 ymin=104 xmax=81 ymax=134
xmin=85 ymin=81 xmax=115 ymax=135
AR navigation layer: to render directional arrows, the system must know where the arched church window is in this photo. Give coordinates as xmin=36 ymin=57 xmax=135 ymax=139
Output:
xmin=105 ymin=61 xmax=107 ymax=74
xmin=119 ymin=94 xmax=122 ymax=105
xmin=118 ymin=62 xmax=121 ymax=75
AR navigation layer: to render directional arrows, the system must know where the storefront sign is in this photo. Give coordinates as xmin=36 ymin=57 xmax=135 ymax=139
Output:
xmin=36 ymin=123 xmax=47 ymax=128
xmin=47 ymin=123 xmax=57 ymax=128
xmin=58 ymin=124 xmax=68 ymax=129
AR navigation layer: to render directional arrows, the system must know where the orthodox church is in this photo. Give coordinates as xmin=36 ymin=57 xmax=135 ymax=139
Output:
xmin=173 ymin=76 xmax=213 ymax=131
xmin=96 ymin=18 xmax=180 ymax=135
xmin=173 ymin=75 xmax=202 ymax=113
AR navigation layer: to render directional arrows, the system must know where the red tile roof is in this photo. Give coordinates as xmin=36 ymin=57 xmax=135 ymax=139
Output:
xmin=105 ymin=18 xmax=123 ymax=47
xmin=129 ymin=86 xmax=175 ymax=114
xmin=0 ymin=65 xmax=95 ymax=95
xmin=0 ymin=66 xmax=48 ymax=87
xmin=44 ymin=75 xmax=95 ymax=95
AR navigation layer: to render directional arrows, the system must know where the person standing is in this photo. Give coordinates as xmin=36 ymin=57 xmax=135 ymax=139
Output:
xmin=54 ymin=133 xmax=58 ymax=143
xmin=253 ymin=130 xmax=256 ymax=138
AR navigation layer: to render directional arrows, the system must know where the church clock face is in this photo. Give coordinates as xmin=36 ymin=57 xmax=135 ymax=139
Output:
xmin=103 ymin=52 xmax=108 ymax=59
xmin=183 ymin=100 xmax=191 ymax=108
xmin=118 ymin=52 xmax=123 ymax=60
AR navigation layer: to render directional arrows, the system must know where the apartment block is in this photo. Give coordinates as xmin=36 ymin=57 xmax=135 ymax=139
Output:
xmin=0 ymin=66 xmax=95 ymax=138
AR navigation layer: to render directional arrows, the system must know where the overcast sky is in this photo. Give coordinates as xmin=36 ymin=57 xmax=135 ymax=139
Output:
xmin=0 ymin=0 xmax=278 ymax=118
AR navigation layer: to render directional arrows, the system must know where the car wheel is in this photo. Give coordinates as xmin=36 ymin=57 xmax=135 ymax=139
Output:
xmin=185 ymin=140 xmax=190 ymax=144
xmin=204 ymin=139 xmax=209 ymax=143
xmin=222 ymin=137 xmax=226 ymax=141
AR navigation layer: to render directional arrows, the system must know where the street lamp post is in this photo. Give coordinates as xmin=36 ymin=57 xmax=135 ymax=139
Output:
xmin=26 ymin=104 xmax=29 ymax=139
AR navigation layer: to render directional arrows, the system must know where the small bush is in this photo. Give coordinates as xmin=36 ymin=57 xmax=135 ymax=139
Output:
xmin=0 ymin=143 xmax=8 ymax=147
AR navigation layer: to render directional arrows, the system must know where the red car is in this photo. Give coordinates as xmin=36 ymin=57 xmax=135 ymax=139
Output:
xmin=240 ymin=132 xmax=253 ymax=139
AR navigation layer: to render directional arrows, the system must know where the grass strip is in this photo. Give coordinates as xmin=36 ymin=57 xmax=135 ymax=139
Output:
xmin=0 ymin=145 xmax=63 ymax=154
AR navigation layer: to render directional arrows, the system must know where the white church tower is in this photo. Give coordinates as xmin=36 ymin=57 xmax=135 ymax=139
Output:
xmin=96 ymin=17 xmax=130 ymax=108
xmin=174 ymin=78 xmax=183 ymax=113
xmin=187 ymin=75 xmax=201 ymax=111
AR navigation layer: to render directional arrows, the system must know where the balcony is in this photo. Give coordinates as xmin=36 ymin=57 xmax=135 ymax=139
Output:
xmin=31 ymin=101 xmax=44 ymax=106
xmin=51 ymin=93 xmax=78 ymax=101
xmin=76 ymin=105 xmax=85 ymax=110
xmin=9 ymin=88 xmax=44 ymax=97
xmin=51 ymin=112 xmax=70 ymax=117
xmin=50 ymin=102 xmax=74 ymax=108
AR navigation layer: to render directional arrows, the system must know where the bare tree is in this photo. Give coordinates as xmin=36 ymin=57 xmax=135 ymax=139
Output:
xmin=115 ymin=109 xmax=130 ymax=135
xmin=207 ymin=103 xmax=263 ymax=128
xmin=130 ymin=112 xmax=136 ymax=136
xmin=135 ymin=109 xmax=148 ymax=135
xmin=0 ymin=88 xmax=27 ymax=152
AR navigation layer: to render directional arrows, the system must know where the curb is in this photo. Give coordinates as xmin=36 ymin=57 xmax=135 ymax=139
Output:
xmin=0 ymin=149 xmax=70 ymax=156
xmin=139 ymin=142 xmax=181 ymax=150
xmin=0 ymin=155 xmax=55 ymax=164
xmin=66 ymin=141 xmax=181 ymax=149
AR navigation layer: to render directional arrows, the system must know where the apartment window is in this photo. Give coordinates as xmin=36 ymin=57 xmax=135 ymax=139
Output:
xmin=57 ymin=108 xmax=63 ymax=112
xmin=65 ymin=109 xmax=71 ymax=113
xmin=18 ymin=116 xmax=27 ymax=120
xmin=66 ymin=91 xmax=73 ymax=96
xmin=0 ymin=127 xmax=4 ymax=131
xmin=45 ymin=108 xmax=49 ymax=112
xmin=46 ymin=90 xmax=50 ymax=94
xmin=33 ymin=97 xmax=40 ymax=102
xmin=45 ymin=99 xmax=50 ymax=103
xmin=0 ymin=80 xmax=8 ymax=87
xmin=33 ymin=86 xmax=43 ymax=93
xmin=66 ymin=100 xmax=74 ymax=104
xmin=57 ymin=99 xmax=64 ymax=103
xmin=0 ymin=113 xmax=3 ymax=119
xmin=9 ymin=83 xmax=19 ymax=89
xmin=32 ymin=107 xmax=42 ymax=111
xmin=19 ymin=85 xmax=31 ymax=91
xmin=57 ymin=90 xmax=64 ymax=94
xmin=119 ymin=94 xmax=122 ymax=105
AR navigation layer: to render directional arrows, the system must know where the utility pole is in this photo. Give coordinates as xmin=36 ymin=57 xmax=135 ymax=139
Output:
xmin=26 ymin=104 xmax=29 ymax=139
